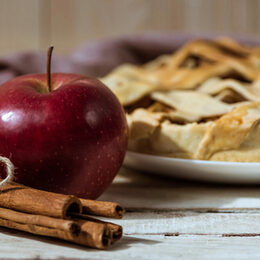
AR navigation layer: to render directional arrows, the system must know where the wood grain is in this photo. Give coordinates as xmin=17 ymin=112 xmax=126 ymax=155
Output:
xmin=111 ymin=212 xmax=260 ymax=235
xmin=1 ymin=0 xmax=260 ymax=55
xmin=1 ymin=233 xmax=260 ymax=259
xmin=0 ymin=0 xmax=42 ymax=54
xmin=0 ymin=231 xmax=258 ymax=259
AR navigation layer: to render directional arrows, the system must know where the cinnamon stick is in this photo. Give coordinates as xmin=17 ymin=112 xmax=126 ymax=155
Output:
xmin=0 ymin=207 xmax=79 ymax=241
xmin=106 ymin=222 xmax=123 ymax=242
xmin=0 ymin=179 xmax=125 ymax=220
xmin=0 ymin=207 xmax=114 ymax=249
xmin=72 ymin=213 xmax=123 ymax=244
xmin=0 ymin=179 xmax=82 ymax=218
xmin=80 ymin=199 xmax=125 ymax=219
xmin=74 ymin=219 xmax=112 ymax=249
xmin=0 ymin=180 xmax=124 ymax=249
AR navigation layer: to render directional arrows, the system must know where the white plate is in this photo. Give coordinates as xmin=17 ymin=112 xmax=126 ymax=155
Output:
xmin=123 ymin=151 xmax=260 ymax=184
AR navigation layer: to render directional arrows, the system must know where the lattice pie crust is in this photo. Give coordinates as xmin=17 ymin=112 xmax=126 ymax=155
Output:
xmin=101 ymin=38 xmax=260 ymax=162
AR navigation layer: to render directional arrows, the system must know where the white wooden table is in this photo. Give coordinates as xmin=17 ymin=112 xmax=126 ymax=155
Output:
xmin=1 ymin=167 xmax=260 ymax=259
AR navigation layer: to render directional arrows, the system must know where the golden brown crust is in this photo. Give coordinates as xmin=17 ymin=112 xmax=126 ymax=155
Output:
xmin=102 ymin=38 xmax=260 ymax=162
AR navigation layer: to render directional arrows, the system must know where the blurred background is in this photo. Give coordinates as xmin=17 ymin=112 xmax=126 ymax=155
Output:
xmin=0 ymin=0 xmax=260 ymax=55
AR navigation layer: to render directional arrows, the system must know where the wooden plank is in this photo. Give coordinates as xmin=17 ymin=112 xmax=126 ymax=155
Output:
xmin=49 ymin=0 xmax=260 ymax=54
xmin=0 ymin=231 xmax=259 ymax=259
xmin=109 ymin=212 xmax=260 ymax=236
xmin=1 ymin=0 xmax=260 ymax=55
xmin=0 ymin=0 xmax=43 ymax=55
xmin=100 ymin=168 xmax=260 ymax=210
xmin=183 ymin=0 xmax=260 ymax=35
xmin=38 ymin=0 xmax=51 ymax=50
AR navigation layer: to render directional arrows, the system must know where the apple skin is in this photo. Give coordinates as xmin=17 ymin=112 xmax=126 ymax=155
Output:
xmin=0 ymin=73 xmax=128 ymax=199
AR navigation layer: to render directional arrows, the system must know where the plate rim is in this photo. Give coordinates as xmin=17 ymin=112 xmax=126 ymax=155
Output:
xmin=125 ymin=150 xmax=260 ymax=166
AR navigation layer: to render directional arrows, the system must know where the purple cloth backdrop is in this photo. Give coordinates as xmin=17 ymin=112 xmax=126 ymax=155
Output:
xmin=0 ymin=32 xmax=260 ymax=85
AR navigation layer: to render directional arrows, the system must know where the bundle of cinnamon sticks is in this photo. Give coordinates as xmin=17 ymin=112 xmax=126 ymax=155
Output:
xmin=0 ymin=179 xmax=124 ymax=249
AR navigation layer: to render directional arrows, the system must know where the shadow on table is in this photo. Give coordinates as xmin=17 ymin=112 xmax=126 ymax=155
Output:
xmin=109 ymin=235 xmax=160 ymax=251
xmin=0 ymin=226 xmax=96 ymax=252
xmin=0 ymin=226 xmax=159 ymax=253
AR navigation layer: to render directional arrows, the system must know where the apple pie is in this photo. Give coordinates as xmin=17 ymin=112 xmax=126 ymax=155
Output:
xmin=101 ymin=37 xmax=260 ymax=162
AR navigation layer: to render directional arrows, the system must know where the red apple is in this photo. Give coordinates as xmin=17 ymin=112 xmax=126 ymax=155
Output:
xmin=0 ymin=48 xmax=128 ymax=199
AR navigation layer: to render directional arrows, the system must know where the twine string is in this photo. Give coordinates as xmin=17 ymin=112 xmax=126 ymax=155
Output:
xmin=0 ymin=156 xmax=14 ymax=188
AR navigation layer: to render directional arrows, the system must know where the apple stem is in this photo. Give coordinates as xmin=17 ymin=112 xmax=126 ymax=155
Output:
xmin=47 ymin=46 xmax=54 ymax=92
